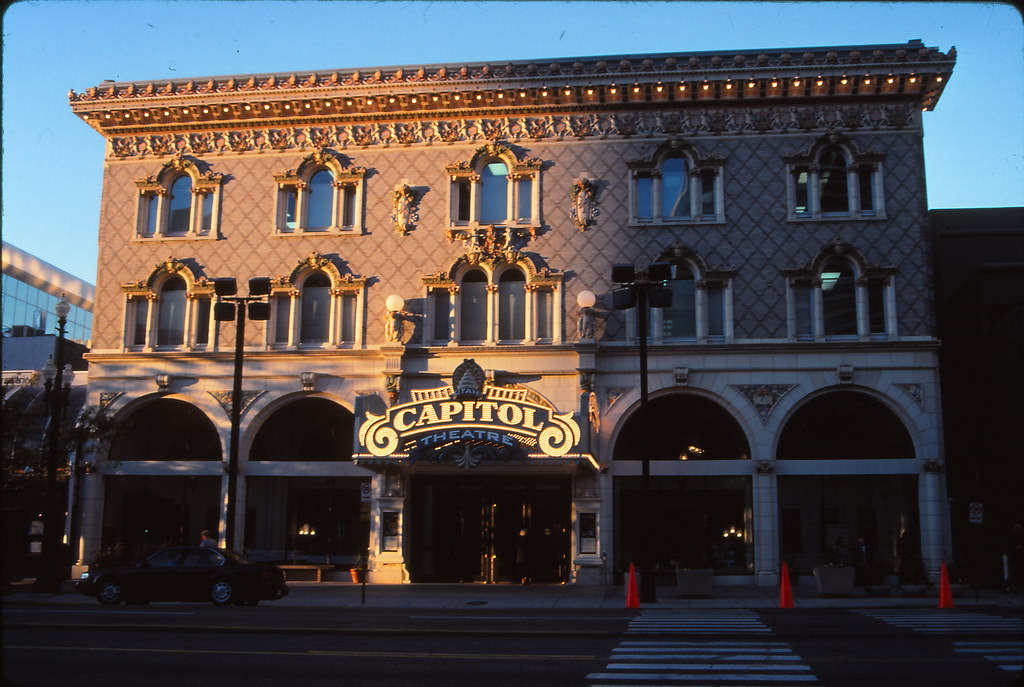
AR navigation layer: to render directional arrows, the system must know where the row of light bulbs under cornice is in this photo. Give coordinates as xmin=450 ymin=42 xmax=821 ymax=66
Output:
xmin=81 ymin=74 xmax=943 ymax=122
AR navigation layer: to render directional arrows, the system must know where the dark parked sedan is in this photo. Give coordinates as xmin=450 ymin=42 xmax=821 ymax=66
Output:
xmin=75 ymin=547 xmax=289 ymax=606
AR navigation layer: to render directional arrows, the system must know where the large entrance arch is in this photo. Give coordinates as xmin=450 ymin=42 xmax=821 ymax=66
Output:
xmin=776 ymin=390 xmax=920 ymax=581
xmin=102 ymin=399 xmax=221 ymax=560
xmin=109 ymin=398 xmax=221 ymax=461
xmin=245 ymin=398 xmax=367 ymax=565
xmin=250 ymin=397 xmax=354 ymax=461
xmin=612 ymin=394 xmax=753 ymax=577
xmin=778 ymin=390 xmax=915 ymax=460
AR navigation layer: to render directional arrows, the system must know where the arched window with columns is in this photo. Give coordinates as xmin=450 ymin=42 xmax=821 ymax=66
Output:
xmin=785 ymin=241 xmax=897 ymax=341
xmin=269 ymin=252 xmax=366 ymax=349
xmin=446 ymin=142 xmax=542 ymax=230
xmin=121 ymin=258 xmax=216 ymax=351
xmin=643 ymin=243 xmax=735 ymax=343
xmin=424 ymin=256 xmax=563 ymax=346
xmin=628 ymin=140 xmax=725 ymax=225
xmin=273 ymin=150 xmax=366 ymax=234
xmin=134 ymin=157 xmax=222 ymax=239
xmin=785 ymin=136 xmax=885 ymax=220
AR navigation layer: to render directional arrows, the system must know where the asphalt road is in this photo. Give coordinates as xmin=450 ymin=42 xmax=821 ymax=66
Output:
xmin=3 ymin=604 xmax=1022 ymax=687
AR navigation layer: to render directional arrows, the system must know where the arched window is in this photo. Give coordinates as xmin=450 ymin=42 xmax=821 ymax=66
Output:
xmin=109 ymin=399 xmax=221 ymax=461
xmin=480 ymin=161 xmax=509 ymax=223
xmin=662 ymin=263 xmax=696 ymax=339
xmin=270 ymin=258 xmax=366 ymax=349
xmin=156 ymin=277 xmax=187 ymax=346
xmin=430 ymin=262 xmax=560 ymax=346
xmin=300 ymin=272 xmax=331 ymax=344
xmin=630 ymin=145 xmax=724 ymax=224
xmin=818 ymin=147 xmax=849 ymax=214
xmin=645 ymin=250 xmax=732 ymax=343
xmin=251 ymin=398 xmax=355 ymax=462
xmin=123 ymin=261 xmax=216 ymax=351
xmin=273 ymin=153 xmax=366 ymax=234
xmin=459 ymin=270 xmax=488 ymax=342
xmin=787 ymin=139 xmax=884 ymax=220
xmin=306 ymin=170 xmax=334 ymax=230
xmin=788 ymin=245 xmax=894 ymax=341
xmin=614 ymin=394 xmax=750 ymax=461
xmin=134 ymin=159 xmax=222 ymax=239
xmin=447 ymin=145 xmax=540 ymax=228
xmin=661 ymin=156 xmax=689 ymax=219
xmin=166 ymin=176 xmax=194 ymax=235
xmin=498 ymin=269 xmax=526 ymax=341
xmin=778 ymin=391 xmax=914 ymax=459
xmin=821 ymin=258 xmax=857 ymax=337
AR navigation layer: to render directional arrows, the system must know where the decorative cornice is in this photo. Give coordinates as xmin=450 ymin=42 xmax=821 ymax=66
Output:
xmin=102 ymin=103 xmax=919 ymax=159
xmin=71 ymin=42 xmax=953 ymax=151
xmin=71 ymin=41 xmax=953 ymax=105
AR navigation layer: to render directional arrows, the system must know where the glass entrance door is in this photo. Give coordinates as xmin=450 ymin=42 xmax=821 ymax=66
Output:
xmin=409 ymin=476 xmax=569 ymax=583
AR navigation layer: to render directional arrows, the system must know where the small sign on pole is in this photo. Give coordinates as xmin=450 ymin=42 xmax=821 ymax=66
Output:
xmin=968 ymin=502 xmax=983 ymax=524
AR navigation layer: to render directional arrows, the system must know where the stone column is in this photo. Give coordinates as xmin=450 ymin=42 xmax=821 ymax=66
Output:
xmin=369 ymin=471 xmax=409 ymax=583
xmin=70 ymin=468 xmax=105 ymax=578
xmin=920 ymin=459 xmax=946 ymax=580
xmin=753 ymin=460 xmax=779 ymax=587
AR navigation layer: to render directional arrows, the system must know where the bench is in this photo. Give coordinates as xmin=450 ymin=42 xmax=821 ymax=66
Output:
xmin=278 ymin=564 xmax=334 ymax=582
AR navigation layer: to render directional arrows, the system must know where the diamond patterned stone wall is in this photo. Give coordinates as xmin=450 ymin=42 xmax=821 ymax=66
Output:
xmin=93 ymin=128 xmax=934 ymax=350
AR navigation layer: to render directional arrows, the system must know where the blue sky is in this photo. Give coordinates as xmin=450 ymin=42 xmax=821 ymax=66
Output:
xmin=2 ymin=1 xmax=1021 ymax=283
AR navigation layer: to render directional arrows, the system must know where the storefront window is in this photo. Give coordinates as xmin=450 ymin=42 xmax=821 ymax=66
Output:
xmin=614 ymin=476 xmax=752 ymax=574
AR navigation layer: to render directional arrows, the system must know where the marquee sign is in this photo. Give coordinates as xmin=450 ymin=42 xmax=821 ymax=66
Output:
xmin=357 ymin=360 xmax=591 ymax=467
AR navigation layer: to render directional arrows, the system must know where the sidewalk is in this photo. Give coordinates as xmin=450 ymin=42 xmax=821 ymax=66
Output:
xmin=5 ymin=579 xmax=1024 ymax=610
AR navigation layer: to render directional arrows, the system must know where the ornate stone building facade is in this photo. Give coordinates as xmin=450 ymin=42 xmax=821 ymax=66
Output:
xmin=69 ymin=40 xmax=955 ymax=586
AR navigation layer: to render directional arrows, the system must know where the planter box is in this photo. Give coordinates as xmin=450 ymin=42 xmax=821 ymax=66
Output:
xmin=813 ymin=566 xmax=855 ymax=597
xmin=675 ymin=568 xmax=714 ymax=597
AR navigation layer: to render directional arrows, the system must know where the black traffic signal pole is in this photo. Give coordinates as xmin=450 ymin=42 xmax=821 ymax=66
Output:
xmin=612 ymin=263 xmax=671 ymax=604
xmin=215 ymin=278 xmax=270 ymax=552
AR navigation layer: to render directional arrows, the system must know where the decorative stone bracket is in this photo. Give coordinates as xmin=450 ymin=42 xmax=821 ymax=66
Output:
xmin=390 ymin=183 xmax=420 ymax=235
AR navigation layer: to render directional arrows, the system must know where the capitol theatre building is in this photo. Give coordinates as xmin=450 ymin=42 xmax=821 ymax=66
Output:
xmin=69 ymin=40 xmax=955 ymax=586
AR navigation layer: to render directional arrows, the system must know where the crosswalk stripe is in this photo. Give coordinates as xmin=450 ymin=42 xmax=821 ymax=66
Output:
xmin=858 ymin=610 xmax=1024 ymax=633
xmin=588 ymin=672 xmax=818 ymax=682
xmin=587 ymin=611 xmax=819 ymax=686
xmin=606 ymin=663 xmax=811 ymax=671
xmin=952 ymin=640 xmax=1024 ymax=673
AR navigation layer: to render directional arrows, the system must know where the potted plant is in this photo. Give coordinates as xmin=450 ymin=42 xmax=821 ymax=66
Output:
xmin=349 ymin=552 xmax=367 ymax=584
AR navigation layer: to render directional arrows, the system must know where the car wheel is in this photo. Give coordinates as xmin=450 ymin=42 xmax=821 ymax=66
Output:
xmin=97 ymin=579 xmax=123 ymax=605
xmin=210 ymin=580 xmax=234 ymax=606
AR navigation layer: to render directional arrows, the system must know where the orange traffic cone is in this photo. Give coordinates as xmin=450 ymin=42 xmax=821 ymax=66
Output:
xmin=938 ymin=562 xmax=954 ymax=609
xmin=625 ymin=562 xmax=640 ymax=609
xmin=780 ymin=562 xmax=794 ymax=609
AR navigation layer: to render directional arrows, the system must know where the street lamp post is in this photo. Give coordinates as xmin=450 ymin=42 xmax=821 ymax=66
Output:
xmin=611 ymin=263 xmax=671 ymax=603
xmin=33 ymin=297 xmax=74 ymax=593
xmin=214 ymin=277 xmax=271 ymax=552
